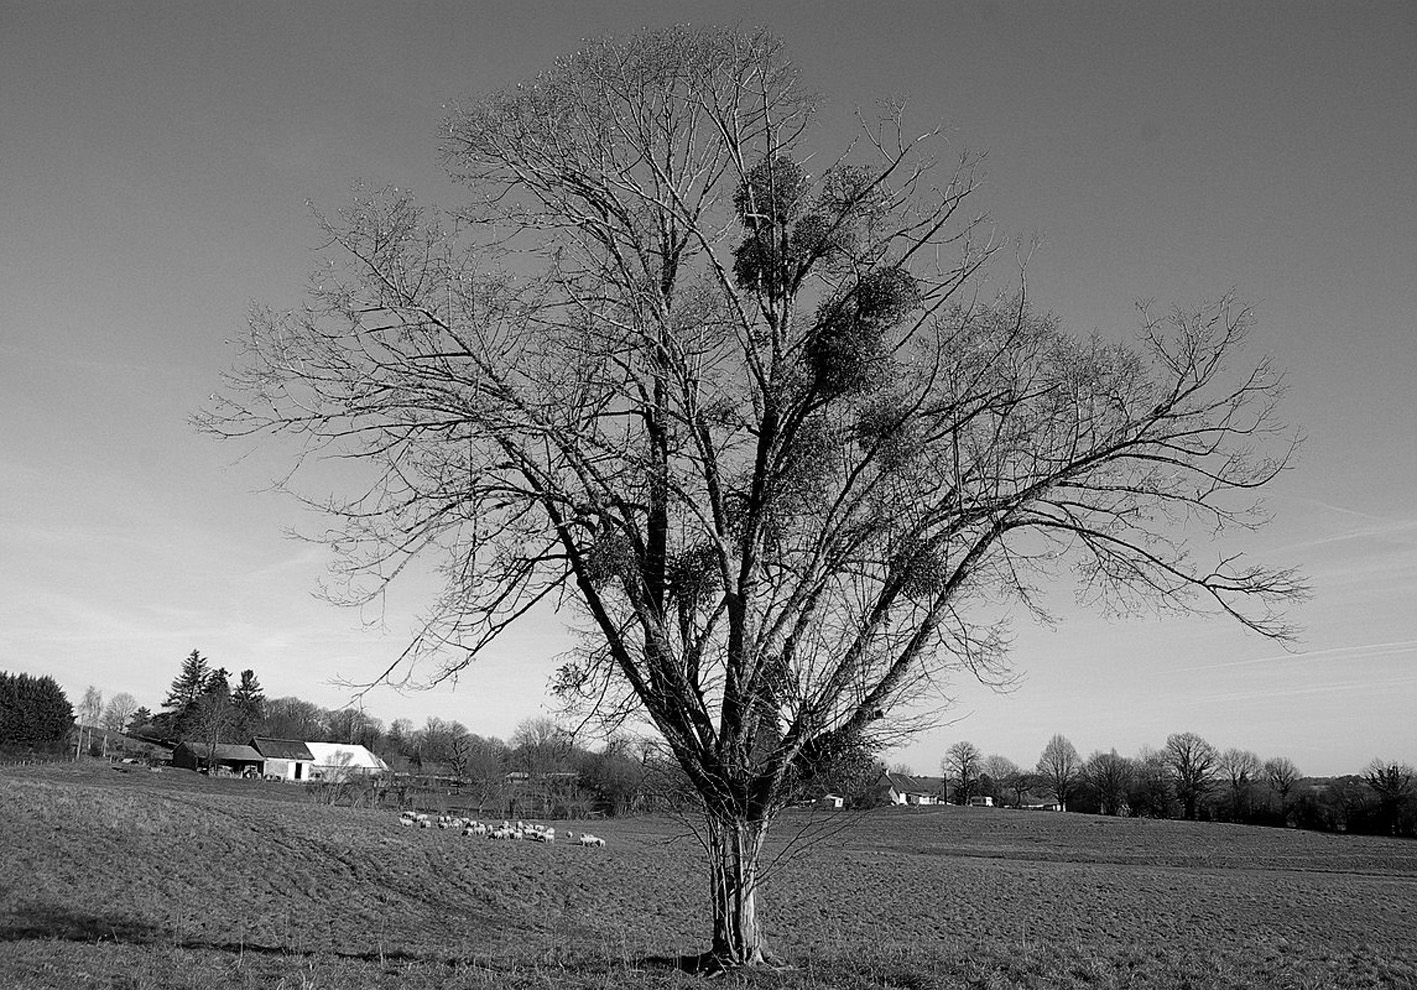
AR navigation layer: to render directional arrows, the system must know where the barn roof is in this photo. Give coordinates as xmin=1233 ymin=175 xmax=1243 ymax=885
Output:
xmin=881 ymin=772 xmax=947 ymax=795
xmin=304 ymin=741 xmax=389 ymax=771
xmin=177 ymin=742 xmax=263 ymax=762
xmin=250 ymin=737 xmax=315 ymax=761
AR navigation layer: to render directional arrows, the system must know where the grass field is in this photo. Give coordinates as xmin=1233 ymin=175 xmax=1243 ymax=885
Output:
xmin=2 ymin=763 xmax=1414 ymax=989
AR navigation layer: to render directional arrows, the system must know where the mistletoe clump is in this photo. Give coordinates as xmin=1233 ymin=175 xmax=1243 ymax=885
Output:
xmin=807 ymin=266 xmax=921 ymax=397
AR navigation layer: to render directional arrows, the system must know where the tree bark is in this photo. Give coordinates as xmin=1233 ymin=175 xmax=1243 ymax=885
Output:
xmin=706 ymin=814 xmax=771 ymax=967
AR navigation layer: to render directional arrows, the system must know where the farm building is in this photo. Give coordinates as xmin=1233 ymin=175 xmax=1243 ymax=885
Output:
xmin=880 ymin=772 xmax=947 ymax=806
xmin=303 ymin=741 xmax=389 ymax=781
xmin=1023 ymin=800 xmax=1063 ymax=812
xmin=249 ymin=737 xmax=316 ymax=781
xmin=172 ymin=741 xmax=264 ymax=775
xmin=169 ymin=737 xmax=389 ymax=782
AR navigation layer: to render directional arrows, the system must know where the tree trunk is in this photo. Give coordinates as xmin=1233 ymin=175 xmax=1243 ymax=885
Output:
xmin=706 ymin=814 xmax=771 ymax=967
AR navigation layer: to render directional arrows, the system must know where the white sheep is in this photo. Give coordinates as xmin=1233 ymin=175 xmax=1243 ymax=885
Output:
xmin=577 ymin=832 xmax=606 ymax=847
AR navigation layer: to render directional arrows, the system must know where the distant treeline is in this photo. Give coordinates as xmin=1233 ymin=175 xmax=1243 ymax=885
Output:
xmin=28 ymin=653 xmax=1417 ymax=837
xmin=936 ymin=733 xmax=1416 ymax=839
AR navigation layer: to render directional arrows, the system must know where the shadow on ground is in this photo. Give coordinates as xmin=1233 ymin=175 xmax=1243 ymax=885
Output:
xmin=0 ymin=902 xmax=163 ymax=943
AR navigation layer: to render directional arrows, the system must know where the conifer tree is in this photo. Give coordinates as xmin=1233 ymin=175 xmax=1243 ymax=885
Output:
xmin=0 ymin=671 xmax=74 ymax=748
xmin=159 ymin=650 xmax=211 ymax=740
xmin=231 ymin=669 xmax=265 ymax=740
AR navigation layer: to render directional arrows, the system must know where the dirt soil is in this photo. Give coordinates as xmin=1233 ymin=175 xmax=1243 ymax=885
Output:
xmin=1 ymin=763 xmax=1414 ymax=989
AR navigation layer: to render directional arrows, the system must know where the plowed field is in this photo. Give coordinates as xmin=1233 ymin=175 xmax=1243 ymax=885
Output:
xmin=2 ymin=764 xmax=1414 ymax=989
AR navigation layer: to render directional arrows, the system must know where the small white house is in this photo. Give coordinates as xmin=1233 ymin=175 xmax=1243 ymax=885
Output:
xmin=880 ymin=772 xmax=947 ymax=806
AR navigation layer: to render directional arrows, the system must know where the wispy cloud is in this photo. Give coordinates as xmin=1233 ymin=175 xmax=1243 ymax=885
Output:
xmin=1266 ymin=495 xmax=1417 ymax=555
xmin=1200 ymin=671 xmax=1417 ymax=706
xmin=1171 ymin=638 xmax=1417 ymax=674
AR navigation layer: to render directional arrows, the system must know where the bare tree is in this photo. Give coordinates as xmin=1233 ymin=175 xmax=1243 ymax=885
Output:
xmin=461 ymin=734 xmax=510 ymax=812
xmin=1219 ymin=747 xmax=1261 ymax=820
xmin=77 ymin=686 xmax=102 ymax=758
xmin=100 ymin=692 xmax=137 ymax=733
xmin=1263 ymin=755 xmax=1301 ymax=812
xmin=200 ymin=25 xmax=1303 ymax=967
xmin=99 ymin=692 xmax=138 ymax=758
xmin=982 ymin=754 xmax=1019 ymax=805
xmin=1036 ymin=733 xmax=1081 ymax=811
xmin=1129 ymin=745 xmax=1177 ymax=818
xmin=942 ymin=741 xmax=983 ymax=804
xmin=1083 ymin=749 xmax=1133 ymax=816
xmin=190 ymin=668 xmax=236 ymax=765
xmin=1364 ymin=759 xmax=1416 ymax=837
xmin=260 ymin=696 xmax=327 ymax=741
xmin=1165 ymin=731 xmax=1219 ymax=820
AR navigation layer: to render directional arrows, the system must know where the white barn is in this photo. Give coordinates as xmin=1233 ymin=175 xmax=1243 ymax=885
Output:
xmin=304 ymin=741 xmax=389 ymax=781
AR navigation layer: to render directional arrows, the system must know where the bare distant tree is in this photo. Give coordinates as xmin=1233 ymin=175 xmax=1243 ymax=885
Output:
xmin=412 ymin=717 xmax=469 ymax=776
xmin=77 ymin=686 xmax=102 ymax=758
xmin=190 ymin=668 xmax=236 ymax=764
xmin=99 ymin=692 xmax=138 ymax=758
xmin=943 ymin=741 xmax=984 ymax=804
xmin=1219 ymin=747 xmax=1261 ymax=820
xmin=1036 ymin=733 xmax=1081 ymax=811
xmin=200 ymin=24 xmax=1304 ymax=968
xmin=1364 ymin=759 xmax=1416 ymax=837
xmin=1263 ymin=755 xmax=1301 ymax=809
xmin=982 ymin=754 xmax=1019 ymax=805
xmin=462 ymin=734 xmax=510 ymax=811
xmin=1165 ymin=731 xmax=1219 ymax=820
xmin=1083 ymin=749 xmax=1133 ymax=816
xmin=100 ymin=692 xmax=136 ymax=732
xmin=260 ymin=696 xmax=327 ymax=741
xmin=1129 ymin=745 xmax=1177 ymax=818
xmin=510 ymin=716 xmax=573 ymax=778
xmin=982 ymin=754 xmax=1018 ymax=780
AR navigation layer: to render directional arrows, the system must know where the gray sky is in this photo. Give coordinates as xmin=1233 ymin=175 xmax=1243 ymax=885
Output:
xmin=3 ymin=1 xmax=1414 ymax=775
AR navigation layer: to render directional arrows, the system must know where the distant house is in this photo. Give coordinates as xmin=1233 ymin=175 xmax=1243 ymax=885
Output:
xmin=250 ymin=737 xmax=316 ymax=781
xmin=303 ymin=741 xmax=389 ymax=781
xmin=818 ymin=793 xmax=845 ymax=810
xmin=967 ymin=795 xmax=994 ymax=808
xmin=172 ymin=741 xmax=264 ymax=776
xmin=1022 ymin=800 xmax=1063 ymax=812
xmin=880 ymin=772 xmax=947 ymax=806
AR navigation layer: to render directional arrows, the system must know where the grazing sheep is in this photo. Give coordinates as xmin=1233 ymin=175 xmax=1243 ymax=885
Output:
xmin=577 ymin=832 xmax=605 ymax=847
